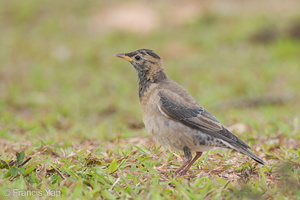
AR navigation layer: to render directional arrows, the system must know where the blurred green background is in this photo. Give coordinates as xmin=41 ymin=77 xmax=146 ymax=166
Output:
xmin=1 ymin=1 xmax=300 ymax=199
xmin=1 ymin=0 xmax=299 ymax=145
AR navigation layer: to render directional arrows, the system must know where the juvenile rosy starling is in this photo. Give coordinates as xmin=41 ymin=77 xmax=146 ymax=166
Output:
xmin=116 ymin=49 xmax=265 ymax=175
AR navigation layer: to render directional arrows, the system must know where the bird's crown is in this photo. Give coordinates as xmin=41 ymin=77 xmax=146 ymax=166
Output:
xmin=126 ymin=49 xmax=161 ymax=60
xmin=116 ymin=49 xmax=163 ymax=74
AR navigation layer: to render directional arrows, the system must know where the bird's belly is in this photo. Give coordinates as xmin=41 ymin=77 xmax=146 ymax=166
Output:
xmin=143 ymin=115 xmax=214 ymax=152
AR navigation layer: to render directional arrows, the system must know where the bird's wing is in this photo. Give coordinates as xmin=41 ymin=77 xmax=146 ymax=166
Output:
xmin=159 ymin=94 xmax=222 ymax=131
xmin=158 ymin=90 xmax=250 ymax=149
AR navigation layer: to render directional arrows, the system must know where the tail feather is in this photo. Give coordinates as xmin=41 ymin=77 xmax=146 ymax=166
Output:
xmin=241 ymin=149 xmax=265 ymax=165
xmin=222 ymin=140 xmax=265 ymax=165
xmin=240 ymin=148 xmax=265 ymax=165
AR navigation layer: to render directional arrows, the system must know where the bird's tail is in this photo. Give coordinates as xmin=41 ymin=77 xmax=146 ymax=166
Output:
xmin=236 ymin=147 xmax=265 ymax=165
xmin=221 ymin=138 xmax=265 ymax=165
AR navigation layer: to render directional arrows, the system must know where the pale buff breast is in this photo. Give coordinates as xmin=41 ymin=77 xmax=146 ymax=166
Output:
xmin=140 ymin=84 xmax=213 ymax=152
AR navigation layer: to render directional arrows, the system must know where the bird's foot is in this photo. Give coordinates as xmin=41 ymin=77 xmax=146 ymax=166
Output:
xmin=175 ymin=169 xmax=188 ymax=176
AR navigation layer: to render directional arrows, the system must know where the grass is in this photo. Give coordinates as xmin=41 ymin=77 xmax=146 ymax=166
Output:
xmin=0 ymin=0 xmax=300 ymax=199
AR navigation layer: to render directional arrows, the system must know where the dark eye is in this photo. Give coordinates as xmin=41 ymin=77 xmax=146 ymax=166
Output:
xmin=135 ymin=55 xmax=141 ymax=61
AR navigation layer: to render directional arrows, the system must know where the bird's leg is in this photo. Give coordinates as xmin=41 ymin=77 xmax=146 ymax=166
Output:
xmin=178 ymin=152 xmax=203 ymax=176
xmin=174 ymin=159 xmax=191 ymax=175
xmin=174 ymin=146 xmax=192 ymax=175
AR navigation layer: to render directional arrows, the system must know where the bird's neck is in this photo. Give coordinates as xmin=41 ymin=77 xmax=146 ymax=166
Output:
xmin=138 ymin=70 xmax=167 ymax=99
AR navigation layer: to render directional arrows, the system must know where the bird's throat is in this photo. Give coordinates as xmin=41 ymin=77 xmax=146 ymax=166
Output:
xmin=137 ymin=70 xmax=166 ymax=99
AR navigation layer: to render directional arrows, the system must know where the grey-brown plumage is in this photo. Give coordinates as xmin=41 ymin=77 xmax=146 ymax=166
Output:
xmin=116 ymin=49 xmax=265 ymax=175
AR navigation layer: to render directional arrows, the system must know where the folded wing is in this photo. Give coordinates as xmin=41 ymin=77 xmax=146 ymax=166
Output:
xmin=158 ymin=90 xmax=250 ymax=149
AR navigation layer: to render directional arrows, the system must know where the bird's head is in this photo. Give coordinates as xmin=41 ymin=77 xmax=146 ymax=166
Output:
xmin=116 ymin=49 xmax=165 ymax=82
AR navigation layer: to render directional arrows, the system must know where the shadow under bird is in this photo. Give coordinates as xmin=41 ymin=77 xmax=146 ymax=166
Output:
xmin=116 ymin=49 xmax=265 ymax=175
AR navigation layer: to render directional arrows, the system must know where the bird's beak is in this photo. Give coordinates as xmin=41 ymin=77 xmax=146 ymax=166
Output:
xmin=116 ymin=53 xmax=133 ymax=62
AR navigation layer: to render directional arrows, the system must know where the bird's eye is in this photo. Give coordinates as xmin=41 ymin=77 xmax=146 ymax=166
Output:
xmin=135 ymin=55 xmax=141 ymax=61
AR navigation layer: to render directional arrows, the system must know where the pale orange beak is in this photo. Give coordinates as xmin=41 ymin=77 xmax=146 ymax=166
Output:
xmin=116 ymin=53 xmax=133 ymax=62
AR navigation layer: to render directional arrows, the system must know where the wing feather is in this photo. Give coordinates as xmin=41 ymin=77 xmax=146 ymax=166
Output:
xmin=159 ymin=91 xmax=250 ymax=149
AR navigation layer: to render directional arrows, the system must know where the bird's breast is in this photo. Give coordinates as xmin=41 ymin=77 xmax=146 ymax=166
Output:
xmin=139 ymin=87 xmax=183 ymax=149
xmin=139 ymin=85 xmax=216 ymax=152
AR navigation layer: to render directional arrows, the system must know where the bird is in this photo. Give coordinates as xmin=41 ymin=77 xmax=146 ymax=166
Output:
xmin=116 ymin=49 xmax=265 ymax=175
